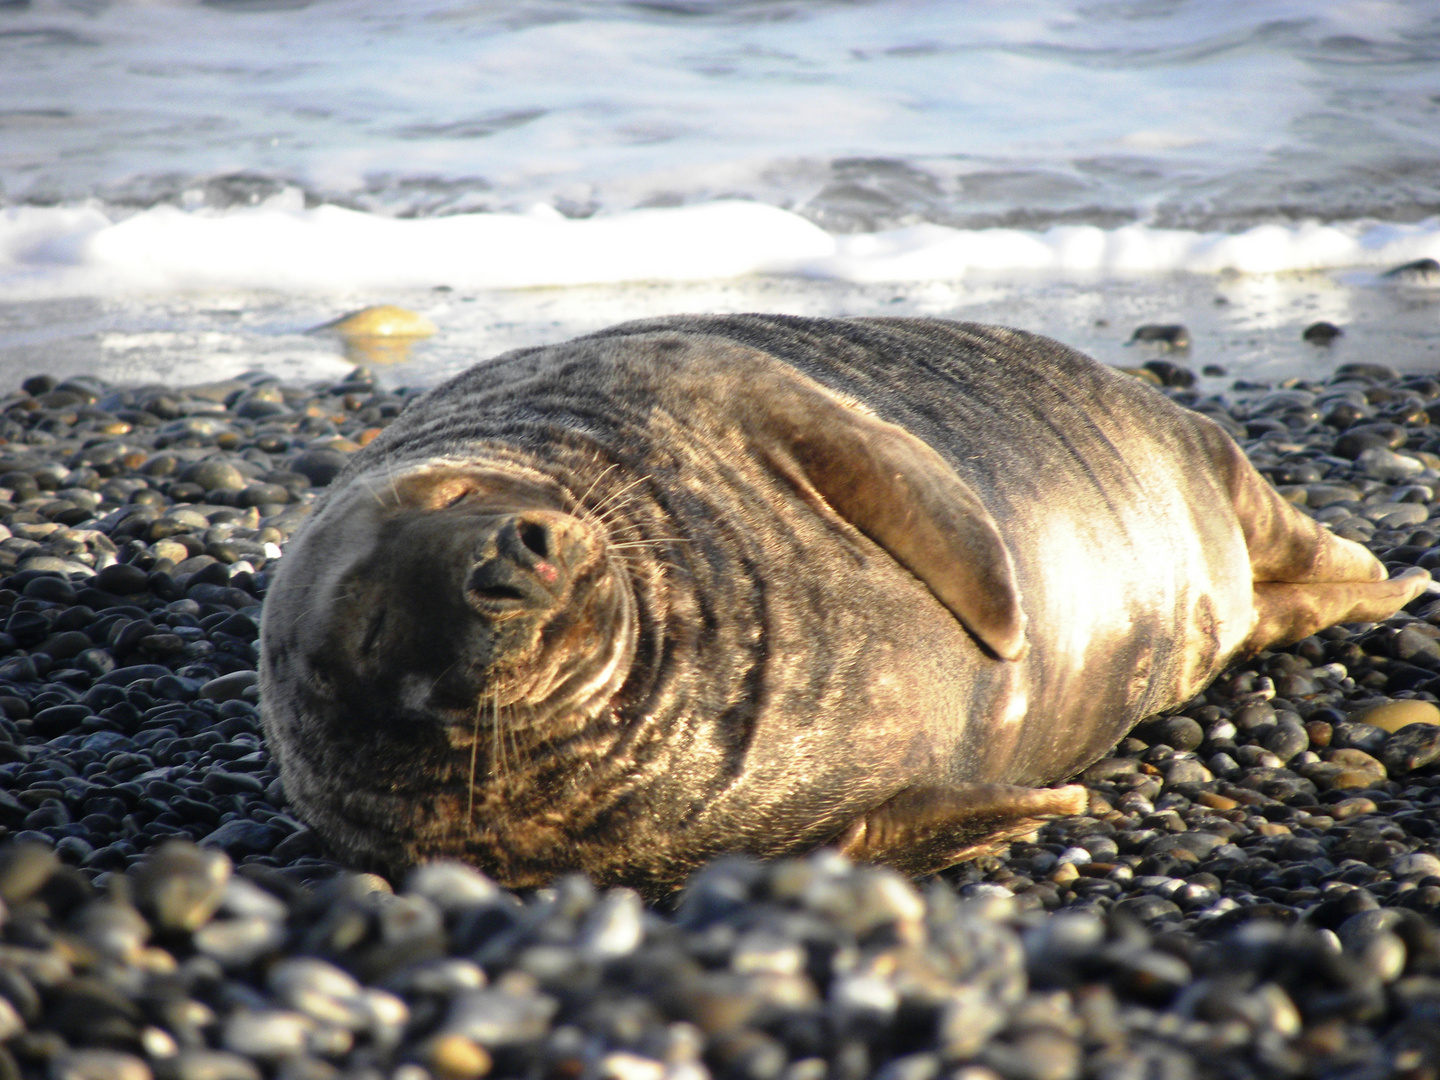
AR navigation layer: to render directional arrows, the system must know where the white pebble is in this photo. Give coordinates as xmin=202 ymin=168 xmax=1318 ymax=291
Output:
xmin=601 ymin=1053 xmax=665 ymax=1080
xmin=579 ymin=889 xmax=644 ymax=958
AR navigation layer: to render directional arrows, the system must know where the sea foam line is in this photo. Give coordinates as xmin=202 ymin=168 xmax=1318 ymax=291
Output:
xmin=1 ymin=194 xmax=1438 ymax=298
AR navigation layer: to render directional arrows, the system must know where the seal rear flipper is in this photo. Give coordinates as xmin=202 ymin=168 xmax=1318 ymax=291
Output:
xmin=1243 ymin=566 xmax=1432 ymax=654
xmin=718 ymin=353 xmax=1028 ymax=660
xmin=833 ymin=783 xmax=1088 ymax=877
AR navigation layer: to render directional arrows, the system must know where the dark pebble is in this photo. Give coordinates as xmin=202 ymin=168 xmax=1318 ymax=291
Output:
xmin=94 ymin=563 xmax=151 ymax=595
xmin=1129 ymin=324 xmax=1190 ymax=349
xmin=288 ymin=449 xmax=348 ymax=487
xmin=1302 ymin=321 xmax=1344 ymax=344
xmin=1134 ymin=715 xmax=1204 ymax=751
xmin=1381 ymin=257 xmax=1440 ymax=281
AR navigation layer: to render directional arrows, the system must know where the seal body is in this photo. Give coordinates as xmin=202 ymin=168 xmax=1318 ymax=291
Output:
xmin=260 ymin=316 xmax=1428 ymax=895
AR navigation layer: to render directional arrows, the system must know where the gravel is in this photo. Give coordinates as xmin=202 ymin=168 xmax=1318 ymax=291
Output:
xmin=0 ymin=357 xmax=1438 ymax=1079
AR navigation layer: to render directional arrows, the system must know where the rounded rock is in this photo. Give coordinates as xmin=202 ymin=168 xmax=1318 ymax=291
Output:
xmin=131 ymin=841 xmax=232 ymax=932
xmin=51 ymin=1051 xmax=152 ymax=1080
xmin=1353 ymin=700 xmax=1440 ymax=732
xmin=426 ymin=1034 xmax=492 ymax=1080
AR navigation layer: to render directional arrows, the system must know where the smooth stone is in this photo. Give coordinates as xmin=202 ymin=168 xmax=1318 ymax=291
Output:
xmin=321 ymin=306 xmax=437 ymax=340
xmin=1363 ymin=502 xmax=1429 ymax=526
xmin=221 ymin=1010 xmax=315 ymax=1060
xmin=1354 ymin=700 xmax=1440 ymax=732
xmin=51 ymin=1051 xmax=153 ymax=1080
xmin=1128 ymin=324 xmax=1190 ymax=349
xmin=155 ymin=1051 xmax=263 ymax=1080
xmin=1356 ymin=447 xmax=1425 ymax=482
xmin=0 ymin=996 xmax=23 ymax=1042
xmin=425 ymin=1035 xmax=493 ymax=1080
xmin=1330 ymin=797 xmax=1379 ymax=820
xmin=1303 ymin=321 xmax=1343 ymax=345
xmin=442 ymin=988 xmax=559 ymax=1048
xmin=200 ymin=818 xmax=279 ymax=859
xmin=74 ymin=901 xmax=150 ymax=961
xmin=1356 ymin=932 xmax=1407 ymax=983
xmin=1380 ymin=724 xmax=1440 ymax=773
xmin=288 ymin=449 xmax=349 ymax=488
xmin=1390 ymin=852 xmax=1440 ymax=880
xmin=402 ymin=861 xmax=501 ymax=912
xmin=1261 ymin=720 xmax=1310 ymax=763
xmin=192 ymin=915 xmax=287 ymax=968
xmin=577 ymin=889 xmax=644 ymax=959
xmin=131 ymin=840 xmax=232 ymax=932
xmin=1134 ymin=715 xmax=1204 ymax=751
xmin=1162 ymin=758 xmax=1213 ymax=784
xmin=219 ymin=877 xmax=289 ymax=922
xmin=94 ymin=562 xmax=151 ymax=595
xmin=179 ymin=461 xmax=247 ymax=492
xmin=0 ymin=842 xmax=60 ymax=905
xmin=1303 ymin=484 xmax=1361 ymax=509
xmin=1326 ymin=748 xmax=1387 ymax=779
xmin=381 ymin=959 xmax=486 ymax=998
xmin=1330 ymin=721 xmax=1388 ymax=754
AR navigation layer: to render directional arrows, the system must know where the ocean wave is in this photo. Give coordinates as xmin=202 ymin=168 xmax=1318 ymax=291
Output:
xmin=2 ymin=196 xmax=1438 ymax=299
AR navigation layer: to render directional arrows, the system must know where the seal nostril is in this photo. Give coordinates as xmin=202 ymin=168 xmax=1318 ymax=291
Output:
xmin=518 ymin=519 xmax=550 ymax=559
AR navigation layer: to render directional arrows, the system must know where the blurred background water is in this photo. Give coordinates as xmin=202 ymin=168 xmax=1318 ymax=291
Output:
xmin=1 ymin=0 xmax=1438 ymax=387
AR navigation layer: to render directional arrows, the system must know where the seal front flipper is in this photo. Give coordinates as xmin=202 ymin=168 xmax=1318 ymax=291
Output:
xmin=711 ymin=350 xmax=1028 ymax=660
xmin=833 ymin=783 xmax=1088 ymax=877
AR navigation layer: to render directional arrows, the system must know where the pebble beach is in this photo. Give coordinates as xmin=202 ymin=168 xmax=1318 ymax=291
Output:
xmin=0 ymin=338 xmax=1436 ymax=1080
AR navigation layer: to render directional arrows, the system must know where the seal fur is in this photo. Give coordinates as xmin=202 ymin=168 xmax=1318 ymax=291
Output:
xmin=259 ymin=316 xmax=1430 ymax=895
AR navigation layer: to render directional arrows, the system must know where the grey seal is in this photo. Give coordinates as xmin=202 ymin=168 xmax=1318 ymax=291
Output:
xmin=259 ymin=315 xmax=1430 ymax=896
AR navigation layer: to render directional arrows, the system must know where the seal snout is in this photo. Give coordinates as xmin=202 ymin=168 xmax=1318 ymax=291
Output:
xmin=465 ymin=510 xmax=594 ymax=614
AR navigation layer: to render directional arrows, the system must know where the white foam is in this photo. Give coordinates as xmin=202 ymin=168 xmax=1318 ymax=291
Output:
xmin=2 ymin=197 xmax=1438 ymax=300
xmin=805 ymin=218 xmax=1440 ymax=280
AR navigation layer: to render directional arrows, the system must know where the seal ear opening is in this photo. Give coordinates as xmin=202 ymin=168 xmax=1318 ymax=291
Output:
xmin=738 ymin=370 xmax=1028 ymax=660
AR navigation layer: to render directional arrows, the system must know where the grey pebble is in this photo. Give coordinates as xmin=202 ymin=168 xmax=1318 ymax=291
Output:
xmin=155 ymin=1051 xmax=263 ymax=1080
xmin=130 ymin=841 xmax=232 ymax=932
xmin=443 ymin=986 xmax=560 ymax=1047
xmin=220 ymin=1010 xmax=316 ymax=1060
xmin=51 ymin=1052 xmax=152 ymax=1080
xmin=192 ymin=915 xmax=287 ymax=968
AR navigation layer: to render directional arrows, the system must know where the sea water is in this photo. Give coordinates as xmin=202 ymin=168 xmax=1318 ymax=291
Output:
xmin=1 ymin=0 xmax=1438 ymax=387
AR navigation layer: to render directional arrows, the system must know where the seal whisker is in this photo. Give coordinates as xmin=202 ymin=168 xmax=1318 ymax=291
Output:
xmin=588 ymin=475 xmax=650 ymax=518
xmin=287 ymin=588 xmax=362 ymax=625
xmin=355 ymin=474 xmax=388 ymax=508
xmin=574 ymin=461 xmax=621 ymax=513
xmin=466 ymin=697 xmax=481 ymax=831
xmin=490 ymin=685 xmax=505 ymax=783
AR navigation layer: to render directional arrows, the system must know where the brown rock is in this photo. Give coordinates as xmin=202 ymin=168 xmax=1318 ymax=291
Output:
xmin=426 ymin=1035 xmax=492 ymax=1080
xmin=1330 ymin=797 xmax=1379 ymax=820
xmin=1352 ymin=700 xmax=1440 ymax=732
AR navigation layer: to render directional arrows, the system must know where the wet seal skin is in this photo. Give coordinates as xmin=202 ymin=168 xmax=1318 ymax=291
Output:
xmin=259 ymin=316 xmax=1432 ymax=897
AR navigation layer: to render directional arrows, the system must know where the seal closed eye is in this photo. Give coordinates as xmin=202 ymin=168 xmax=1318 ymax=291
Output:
xmin=259 ymin=315 xmax=1430 ymax=897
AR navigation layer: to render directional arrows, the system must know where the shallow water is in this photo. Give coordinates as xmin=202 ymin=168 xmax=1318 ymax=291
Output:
xmin=2 ymin=0 xmax=1439 ymax=385
xmin=3 ymin=269 xmax=1438 ymax=392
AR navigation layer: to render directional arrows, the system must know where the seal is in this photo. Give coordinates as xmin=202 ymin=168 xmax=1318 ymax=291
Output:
xmin=259 ymin=316 xmax=1431 ymax=896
